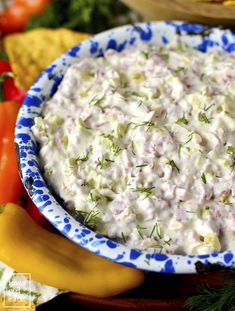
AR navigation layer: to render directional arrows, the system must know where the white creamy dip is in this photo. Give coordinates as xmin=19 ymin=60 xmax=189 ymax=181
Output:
xmin=32 ymin=43 xmax=235 ymax=255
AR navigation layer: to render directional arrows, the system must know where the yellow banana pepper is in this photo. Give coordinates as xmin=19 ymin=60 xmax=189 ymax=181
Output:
xmin=0 ymin=203 xmax=145 ymax=297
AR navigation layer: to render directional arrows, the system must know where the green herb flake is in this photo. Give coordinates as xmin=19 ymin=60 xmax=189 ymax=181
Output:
xmin=226 ymin=145 xmax=235 ymax=155
xmin=149 ymin=222 xmax=163 ymax=239
xmin=136 ymin=224 xmax=147 ymax=239
xmin=203 ymin=103 xmax=215 ymax=112
xmin=142 ymin=50 xmax=150 ymax=59
xmin=176 ymin=113 xmax=188 ymax=125
xmin=83 ymin=208 xmax=100 ymax=230
xmin=121 ymin=232 xmax=126 ymax=243
xmin=198 ymin=112 xmax=211 ymax=124
xmin=201 ymin=172 xmax=207 ymax=184
xmin=185 ymin=132 xmax=194 ymax=145
xmin=178 ymin=144 xmax=182 ymax=159
xmin=133 ymin=187 xmax=155 ymax=199
xmin=136 ymin=164 xmax=148 ymax=168
xmin=131 ymin=141 xmax=136 ymax=156
xmin=167 ymin=160 xmax=180 ymax=173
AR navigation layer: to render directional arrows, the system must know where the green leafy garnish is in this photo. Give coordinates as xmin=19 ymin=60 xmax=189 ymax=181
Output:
xmin=185 ymin=132 xmax=194 ymax=145
xmin=142 ymin=50 xmax=150 ymax=59
xmin=198 ymin=112 xmax=211 ymax=124
xmin=25 ymin=0 xmax=134 ymax=34
xmin=136 ymin=164 xmax=148 ymax=168
xmin=83 ymin=208 xmax=100 ymax=229
xmin=133 ymin=187 xmax=155 ymax=199
xmin=136 ymin=224 xmax=147 ymax=239
xmin=149 ymin=222 xmax=163 ymax=239
xmin=121 ymin=232 xmax=127 ymax=243
xmin=97 ymin=158 xmax=114 ymax=169
xmin=79 ymin=146 xmax=93 ymax=162
xmin=184 ymin=275 xmax=235 ymax=311
xmin=201 ymin=172 xmax=207 ymax=184
xmin=131 ymin=141 xmax=136 ymax=156
xmin=203 ymin=103 xmax=215 ymax=112
xmin=88 ymin=191 xmax=101 ymax=203
xmin=178 ymin=144 xmax=182 ymax=159
xmin=176 ymin=113 xmax=188 ymax=125
xmin=167 ymin=160 xmax=180 ymax=173
xmin=226 ymin=145 xmax=235 ymax=155
xmin=89 ymin=95 xmax=105 ymax=109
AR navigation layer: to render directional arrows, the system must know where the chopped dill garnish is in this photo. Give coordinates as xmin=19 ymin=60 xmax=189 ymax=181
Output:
xmin=226 ymin=145 xmax=235 ymax=155
xmin=133 ymin=186 xmax=155 ymax=199
xmin=136 ymin=224 xmax=147 ymax=239
xmin=167 ymin=160 xmax=180 ymax=173
xmin=176 ymin=113 xmax=188 ymax=125
xmin=131 ymin=141 xmax=136 ymax=155
xmin=143 ymin=121 xmax=154 ymax=131
xmin=201 ymin=172 xmax=207 ymax=184
xmin=133 ymin=121 xmax=155 ymax=131
xmin=185 ymin=132 xmax=194 ymax=144
xmin=79 ymin=146 xmax=93 ymax=161
xmin=89 ymin=95 xmax=105 ymax=107
xmin=88 ymin=192 xmax=101 ymax=203
xmin=136 ymin=164 xmax=148 ymax=168
xmin=121 ymin=232 xmax=126 ymax=243
xmin=203 ymin=103 xmax=215 ymax=112
xmin=198 ymin=112 xmax=211 ymax=124
xmin=178 ymin=144 xmax=182 ymax=159
xmin=149 ymin=222 xmax=163 ymax=239
xmin=83 ymin=208 xmax=100 ymax=229
xmin=142 ymin=50 xmax=150 ymax=59
xmin=97 ymin=158 xmax=114 ymax=169
xmin=144 ymin=258 xmax=151 ymax=265
xmin=112 ymin=145 xmax=122 ymax=156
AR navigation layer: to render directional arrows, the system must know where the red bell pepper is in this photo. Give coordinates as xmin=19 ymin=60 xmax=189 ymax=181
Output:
xmin=0 ymin=60 xmax=26 ymax=101
xmin=0 ymin=60 xmax=52 ymax=230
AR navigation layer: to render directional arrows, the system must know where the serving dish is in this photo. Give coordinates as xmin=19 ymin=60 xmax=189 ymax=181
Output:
xmin=15 ymin=21 xmax=235 ymax=273
xmin=122 ymin=0 xmax=235 ymax=26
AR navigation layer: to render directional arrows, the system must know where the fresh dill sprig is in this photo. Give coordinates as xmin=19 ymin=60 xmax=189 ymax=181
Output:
xmin=203 ymin=103 xmax=215 ymax=112
xmin=89 ymin=95 xmax=105 ymax=108
xmin=133 ymin=186 xmax=155 ymax=199
xmin=226 ymin=145 xmax=235 ymax=155
xmin=136 ymin=164 xmax=148 ymax=168
xmin=136 ymin=224 xmax=147 ymax=239
xmin=184 ymin=280 xmax=235 ymax=311
xmin=133 ymin=121 xmax=155 ymax=131
xmin=97 ymin=158 xmax=114 ymax=169
xmin=131 ymin=141 xmax=136 ymax=155
xmin=149 ymin=222 xmax=163 ymax=239
xmin=78 ymin=146 xmax=93 ymax=161
xmin=178 ymin=144 xmax=182 ymax=159
xmin=201 ymin=172 xmax=207 ymax=184
xmin=142 ymin=50 xmax=150 ymax=59
xmin=143 ymin=121 xmax=155 ymax=131
xmin=167 ymin=160 xmax=180 ymax=173
xmin=83 ymin=208 xmax=100 ymax=229
xmin=185 ymin=132 xmax=194 ymax=144
xmin=121 ymin=231 xmax=127 ymax=243
xmin=176 ymin=113 xmax=189 ymax=125
xmin=198 ymin=112 xmax=211 ymax=124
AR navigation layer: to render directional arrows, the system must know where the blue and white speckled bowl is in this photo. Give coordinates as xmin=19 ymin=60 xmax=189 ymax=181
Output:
xmin=15 ymin=21 xmax=235 ymax=273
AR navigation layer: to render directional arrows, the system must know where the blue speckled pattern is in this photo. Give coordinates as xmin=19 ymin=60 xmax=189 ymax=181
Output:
xmin=15 ymin=21 xmax=235 ymax=273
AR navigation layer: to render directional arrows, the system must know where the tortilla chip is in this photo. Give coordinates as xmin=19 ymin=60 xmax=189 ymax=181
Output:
xmin=4 ymin=28 xmax=91 ymax=90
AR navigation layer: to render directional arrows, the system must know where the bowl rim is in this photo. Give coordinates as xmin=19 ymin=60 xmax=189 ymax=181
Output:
xmin=15 ymin=20 xmax=235 ymax=273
